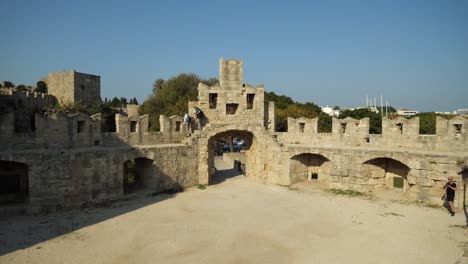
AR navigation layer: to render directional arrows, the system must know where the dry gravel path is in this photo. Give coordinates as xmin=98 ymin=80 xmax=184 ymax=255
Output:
xmin=1 ymin=158 xmax=467 ymax=264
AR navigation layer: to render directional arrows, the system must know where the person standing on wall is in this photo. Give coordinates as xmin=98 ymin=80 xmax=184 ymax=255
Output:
xmin=194 ymin=107 xmax=204 ymax=130
xmin=183 ymin=113 xmax=191 ymax=136
xmin=443 ymin=176 xmax=457 ymax=216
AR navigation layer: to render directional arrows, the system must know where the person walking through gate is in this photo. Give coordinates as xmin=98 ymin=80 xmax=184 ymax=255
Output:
xmin=443 ymin=176 xmax=457 ymax=216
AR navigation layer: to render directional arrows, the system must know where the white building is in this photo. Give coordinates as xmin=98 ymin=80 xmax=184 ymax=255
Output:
xmin=453 ymin=108 xmax=468 ymax=115
xmin=397 ymin=108 xmax=419 ymax=116
xmin=321 ymin=106 xmax=340 ymax=117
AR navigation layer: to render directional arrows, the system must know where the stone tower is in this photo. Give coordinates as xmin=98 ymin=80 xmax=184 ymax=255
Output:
xmin=46 ymin=70 xmax=101 ymax=106
xmin=219 ymin=58 xmax=243 ymax=89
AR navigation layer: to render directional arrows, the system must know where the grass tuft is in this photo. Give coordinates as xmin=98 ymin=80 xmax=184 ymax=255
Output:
xmin=325 ymin=188 xmax=368 ymax=197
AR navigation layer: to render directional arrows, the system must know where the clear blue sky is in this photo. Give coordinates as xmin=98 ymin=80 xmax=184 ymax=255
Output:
xmin=1 ymin=0 xmax=467 ymax=112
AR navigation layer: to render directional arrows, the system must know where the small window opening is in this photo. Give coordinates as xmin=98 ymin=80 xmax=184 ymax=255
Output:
xmin=247 ymin=94 xmax=255 ymax=109
xmin=396 ymin=123 xmax=403 ymax=134
xmin=30 ymin=114 xmax=36 ymax=131
xmin=299 ymin=123 xmax=305 ymax=133
xmin=209 ymin=93 xmax=218 ymax=109
xmin=341 ymin=123 xmax=347 ymax=133
xmin=453 ymin=124 xmax=462 ymax=136
xmin=175 ymin=121 xmax=181 ymax=132
xmin=311 ymin=173 xmax=318 ymax=180
xmin=393 ymin=176 xmax=404 ymax=188
xmin=77 ymin=121 xmax=85 ymax=133
xmin=226 ymin=104 xmax=239 ymax=115
xmin=130 ymin=121 xmax=137 ymax=132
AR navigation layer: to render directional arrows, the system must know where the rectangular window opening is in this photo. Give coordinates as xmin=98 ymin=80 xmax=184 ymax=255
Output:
xmin=311 ymin=173 xmax=318 ymax=180
xmin=130 ymin=121 xmax=137 ymax=132
xmin=453 ymin=124 xmax=462 ymax=136
xmin=226 ymin=104 xmax=239 ymax=115
xmin=341 ymin=123 xmax=347 ymax=133
xmin=299 ymin=123 xmax=305 ymax=133
xmin=175 ymin=121 xmax=181 ymax=132
xmin=247 ymin=94 xmax=255 ymax=109
xmin=209 ymin=93 xmax=218 ymax=109
xmin=77 ymin=121 xmax=85 ymax=133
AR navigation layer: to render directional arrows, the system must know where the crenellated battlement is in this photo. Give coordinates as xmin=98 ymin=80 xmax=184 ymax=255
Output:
xmin=280 ymin=115 xmax=468 ymax=151
xmin=1 ymin=58 xmax=467 ymax=216
xmin=0 ymin=110 xmax=185 ymax=149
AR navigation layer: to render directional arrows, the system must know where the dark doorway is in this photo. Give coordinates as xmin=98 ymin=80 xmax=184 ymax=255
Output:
xmin=0 ymin=161 xmax=29 ymax=205
xmin=123 ymin=158 xmax=153 ymax=194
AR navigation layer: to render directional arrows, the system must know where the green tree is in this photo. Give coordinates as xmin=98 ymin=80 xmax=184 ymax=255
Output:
xmin=2 ymin=81 xmax=14 ymax=88
xmin=339 ymin=108 xmax=382 ymax=134
xmin=110 ymin=97 xmax=121 ymax=107
xmin=142 ymin=74 xmax=217 ymax=131
xmin=264 ymin=91 xmax=322 ymax=132
xmin=318 ymin=113 xmax=332 ymax=133
xmin=414 ymin=112 xmax=454 ymax=135
xmin=36 ymin=81 xmax=48 ymax=93
xmin=131 ymin=97 xmax=139 ymax=105
xmin=16 ymin=84 xmax=27 ymax=91
xmin=120 ymin=97 xmax=128 ymax=107
xmin=152 ymin=78 xmax=165 ymax=94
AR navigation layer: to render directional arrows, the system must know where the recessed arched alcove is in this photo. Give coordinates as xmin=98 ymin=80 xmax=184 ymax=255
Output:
xmin=289 ymin=153 xmax=332 ymax=184
xmin=363 ymin=158 xmax=411 ymax=191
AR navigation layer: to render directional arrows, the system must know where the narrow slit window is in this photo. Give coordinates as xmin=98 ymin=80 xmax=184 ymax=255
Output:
xmin=209 ymin=93 xmax=218 ymax=109
xmin=175 ymin=121 xmax=181 ymax=132
xmin=247 ymin=94 xmax=255 ymax=109
xmin=396 ymin=123 xmax=403 ymax=134
xmin=341 ymin=123 xmax=347 ymax=133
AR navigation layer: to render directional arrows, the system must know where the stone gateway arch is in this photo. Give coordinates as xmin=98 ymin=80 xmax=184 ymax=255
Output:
xmin=0 ymin=58 xmax=467 ymax=215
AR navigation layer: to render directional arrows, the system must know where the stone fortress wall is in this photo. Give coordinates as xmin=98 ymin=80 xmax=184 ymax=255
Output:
xmin=0 ymin=59 xmax=467 ymax=216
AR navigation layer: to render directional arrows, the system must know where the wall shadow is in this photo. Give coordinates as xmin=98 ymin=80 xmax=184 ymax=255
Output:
xmin=0 ymin=111 xmax=190 ymax=256
xmin=211 ymin=159 xmax=244 ymax=185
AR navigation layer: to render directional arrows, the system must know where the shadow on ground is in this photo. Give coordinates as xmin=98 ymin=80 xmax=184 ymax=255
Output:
xmin=0 ymin=191 xmax=177 ymax=256
xmin=211 ymin=158 xmax=244 ymax=185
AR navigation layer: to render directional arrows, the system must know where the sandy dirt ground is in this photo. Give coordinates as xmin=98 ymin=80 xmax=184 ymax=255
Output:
xmin=1 ymin=157 xmax=467 ymax=264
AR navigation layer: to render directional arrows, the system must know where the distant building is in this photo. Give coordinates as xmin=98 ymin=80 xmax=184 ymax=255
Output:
xmin=397 ymin=108 xmax=419 ymax=116
xmin=453 ymin=109 xmax=468 ymax=115
xmin=321 ymin=106 xmax=340 ymax=117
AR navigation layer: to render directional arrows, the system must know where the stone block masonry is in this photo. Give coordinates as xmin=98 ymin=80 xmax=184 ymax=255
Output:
xmin=0 ymin=58 xmax=467 ymax=215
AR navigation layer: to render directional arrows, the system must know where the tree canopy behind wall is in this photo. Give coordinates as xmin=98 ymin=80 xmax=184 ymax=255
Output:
xmin=141 ymin=74 xmax=218 ymax=131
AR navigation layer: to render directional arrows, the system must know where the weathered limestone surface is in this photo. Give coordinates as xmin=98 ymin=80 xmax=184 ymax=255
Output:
xmin=0 ymin=58 xmax=467 ymax=215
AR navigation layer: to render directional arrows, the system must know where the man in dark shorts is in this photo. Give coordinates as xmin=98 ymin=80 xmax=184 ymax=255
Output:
xmin=443 ymin=177 xmax=457 ymax=216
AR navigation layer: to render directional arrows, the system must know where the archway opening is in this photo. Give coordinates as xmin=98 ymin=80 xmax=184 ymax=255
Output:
xmin=290 ymin=154 xmax=331 ymax=185
xmin=123 ymin=158 xmax=153 ymax=194
xmin=363 ymin=158 xmax=411 ymax=191
xmin=208 ymin=130 xmax=254 ymax=184
xmin=0 ymin=161 xmax=29 ymax=205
